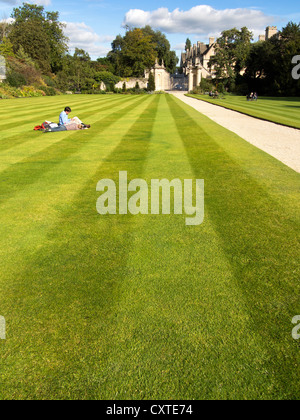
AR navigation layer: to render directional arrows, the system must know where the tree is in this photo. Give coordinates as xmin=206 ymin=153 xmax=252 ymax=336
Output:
xmin=185 ymin=38 xmax=192 ymax=51
xmin=244 ymin=22 xmax=300 ymax=96
xmin=9 ymin=20 xmax=51 ymax=72
xmin=0 ymin=37 xmax=14 ymax=57
xmin=142 ymin=26 xmax=178 ymax=73
xmin=147 ymin=72 xmax=155 ymax=91
xmin=107 ymin=34 xmax=124 ymax=76
xmin=94 ymin=71 xmax=120 ymax=91
xmin=108 ymin=28 xmax=156 ymax=77
xmin=9 ymin=3 xmax=68 ymax=73
xmin=95 ymin=57 xmax=115 ymax=73
xmin=108 ymin=27 xmax=178 ymax=77
xmin=0 ymin=19 xmax=13 ymax=41
xmin=209 ymin=27 xmax=253 ymax=88
xmin=56 ymin=48 xmax=97 ymax=92
xmin=44 ymin=11 xmax=68 ymax=73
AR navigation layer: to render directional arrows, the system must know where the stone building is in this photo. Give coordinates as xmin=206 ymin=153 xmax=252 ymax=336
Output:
xmin=115 ymin=59 xmax=172 ymax=92
xmin=258 ymin=26 xmax=278 ymax=42
xmin=181 ymin=38 xmax=216 ymax=91
xmin=145 ymin=59 xmax=171 ymax=91
xmin=115 ymin=26 xmax=278 ymax=93
xmin=115 ymin=77 xmax=148 ymax=90
xmin=180 ymin=27 xmax=278 ymax=92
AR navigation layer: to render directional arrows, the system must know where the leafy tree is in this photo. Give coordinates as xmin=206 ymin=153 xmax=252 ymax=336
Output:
xmin=10 ymin=20 xmax=51 ymax=72
xmin=185 ymin=38 xmax=192 ymax=51
xmin=72 ymin=48 xmax=94 ymax=91
xmin=0 ymin=19 xmax=13 ymax=41
xmin=45 ymin=11 xmax=68 ymax=73
xmin=94 ymin=71 xmax=120 ymax=91
xmin=209 ymin=27 xmax=253 ymax=87
xmin=108 ymin=34 xmax=124 ymax=76
xmin=6 ymin=70 xmax=26 ymax=88
xmin=108 ymin=28 xmax=156 ymax=77
xmin=9 ymin=3 xmax=68 ymax=73
xmin=142 ymin=26 xmax=178 ymax=73
xmin=108 ymin=27 xmax=178 ymax=77
xmin=147 ymin=72 xmax=155 ymax=91
xmin=56 ymin=48 xmax=97 ymax=92
xmin=94 ymin=57 xmax=115 ymax=73
xmin=15 ymin=45 xmax=37 ymax=67
xmin=0 ymin=37 xmax=14 ymax=57
xmin=244 ymin=22 xmax=300 ymax=95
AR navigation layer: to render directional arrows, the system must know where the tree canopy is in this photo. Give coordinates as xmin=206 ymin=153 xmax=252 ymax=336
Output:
xmin=209 ymin=27 xmax=253 ymax=83
xmin=9 ymin=3 xmax=68 ymax=72
xmin=244 ymin=22 xmax=300 ymax=95
xmin=185 ymin=38 xmax=192 ymax=52
xmin=1 ymin=3 xmax=299 ymax=97
xmin=108 ymin=27 xmax=178 ymax=77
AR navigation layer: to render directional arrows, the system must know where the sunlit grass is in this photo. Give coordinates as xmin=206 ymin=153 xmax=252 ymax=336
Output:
xmin=187 ymin=94 xmax=300 ymax=129
xmin=0 ymin=94 xmax=299 ymax=400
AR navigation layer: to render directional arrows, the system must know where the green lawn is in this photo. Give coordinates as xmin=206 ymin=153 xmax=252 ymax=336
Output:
xmin=0 ymin=94 xmax=299 ymax=400
xmin=187 ymin=94 xmax=300 ymax=129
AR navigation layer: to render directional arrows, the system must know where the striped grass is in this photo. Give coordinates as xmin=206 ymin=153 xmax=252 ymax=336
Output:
xmin=0 ymin=94 xmax=299 ymax=400
xmin=187 ymin=94 xmax=300 ymax=129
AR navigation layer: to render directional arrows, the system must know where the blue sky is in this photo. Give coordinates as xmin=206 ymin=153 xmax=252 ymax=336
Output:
xmin=1 ymin=1 xmax=299 ymax=59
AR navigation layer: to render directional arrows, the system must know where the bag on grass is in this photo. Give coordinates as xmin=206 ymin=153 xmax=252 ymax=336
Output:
xmin=34 ymin=121 xmax=58 ymax=131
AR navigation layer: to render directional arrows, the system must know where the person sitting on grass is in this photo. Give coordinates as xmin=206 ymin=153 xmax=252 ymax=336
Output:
xmin=59 ymin=107 xmax=90 ymax=129
xmin=43 ymin=107 xmax=91 ymax=132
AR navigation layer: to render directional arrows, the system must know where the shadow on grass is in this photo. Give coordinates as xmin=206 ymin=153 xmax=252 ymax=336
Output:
xmin=2 ymin=95 xmax=161 ymax=398
xmin=167 ymin=93 xmax=300 ymax=398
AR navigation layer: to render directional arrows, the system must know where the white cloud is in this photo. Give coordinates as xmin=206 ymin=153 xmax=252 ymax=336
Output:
xmin=123 ymin=5 xmax=273 ymax=37
xmin=0 ymin=18 xmax=15 ymax=24
xmin=63 ymin=21 xmax=114 ymax=58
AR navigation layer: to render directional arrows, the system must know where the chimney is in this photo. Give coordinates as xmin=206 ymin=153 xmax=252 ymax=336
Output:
xmin=209 ymin=37 xmax=215 ymax=46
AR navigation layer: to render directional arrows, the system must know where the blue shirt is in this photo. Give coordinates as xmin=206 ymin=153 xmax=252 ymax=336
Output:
xmin=59 ymin=111 xmax=71 ymax=126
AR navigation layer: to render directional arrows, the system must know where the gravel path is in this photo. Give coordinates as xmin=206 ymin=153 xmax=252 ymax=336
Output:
xmin=170 ymin=92 xmax=300 ymax=173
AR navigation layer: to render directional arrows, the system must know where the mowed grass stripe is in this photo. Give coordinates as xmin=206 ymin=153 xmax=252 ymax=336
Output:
xmin=0 ymin=95 xmax=160 ymax=399
xmin=0 ymin=96 xmax=139 ymax=162
xmin=0 ymin=94 xmax=155 ymax=276
xmin=183 ymin=100 xmax=300 ymax=223
xmin=0 ymin=96 xmax=148 ymax=203
xmin=0 ymin=94 xmax=299 ymax=399
xmin=0 ymin=95 xmax=132 ymax=144
xmin=167 ymin=93 xmax=300 ymax=398
xmin=0 ymin=94 xmax=131 ymax=149
xmin=0 ymin=95 xmax=104 ymax=128
xmin=187 ymin=94 xmax=300 ymax=129
xmin=1 ymin=95 xmax=115 ymax=118
xmin=87 ymin=94 xmax=273 ymax=399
